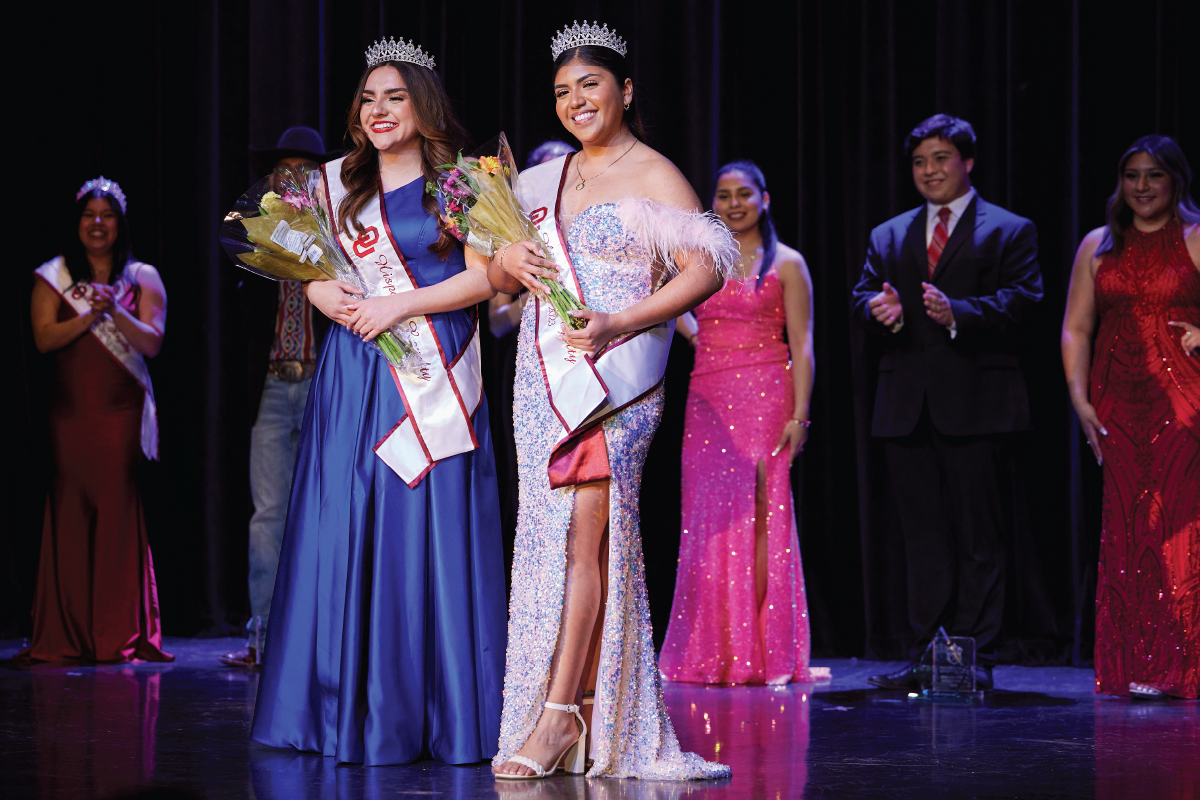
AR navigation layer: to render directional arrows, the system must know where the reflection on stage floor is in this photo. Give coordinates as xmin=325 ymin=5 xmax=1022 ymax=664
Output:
xmin=1 ymin=638 xmax=1195 ymax=799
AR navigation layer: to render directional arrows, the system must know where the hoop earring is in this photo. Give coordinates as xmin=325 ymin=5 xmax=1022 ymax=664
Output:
xmin=624 ymin=103 xmax=631 ymax=110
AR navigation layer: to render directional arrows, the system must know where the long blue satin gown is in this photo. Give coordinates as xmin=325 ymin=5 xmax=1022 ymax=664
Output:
xmin=250 ymin=176 xmax=507 ymax=765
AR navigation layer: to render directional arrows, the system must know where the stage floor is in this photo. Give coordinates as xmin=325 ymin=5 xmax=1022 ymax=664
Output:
xmin=1 ymin=638 xmax=1195 ymax=799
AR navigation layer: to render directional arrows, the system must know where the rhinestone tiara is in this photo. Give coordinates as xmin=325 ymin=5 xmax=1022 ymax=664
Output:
xmin=551 ymin=20 xmax=627 ymax=60
xmin=76 ymin=176 xmax=127 ymax=213
xmin=365 ymin=36 xmax=436 ymax=71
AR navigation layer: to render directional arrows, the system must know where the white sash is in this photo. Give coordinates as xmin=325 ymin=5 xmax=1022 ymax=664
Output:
xmin=517 ymin=155 xmax=674 ymax=448
xmin=34 ymin=256 xmax=159 ymax=460
xmin=321 ymin=157 xmax=482 ymax=487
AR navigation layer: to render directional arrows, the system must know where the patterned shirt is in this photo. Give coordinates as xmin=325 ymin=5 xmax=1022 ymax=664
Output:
xmin=268 ymin=281 xmax=315 ymax=361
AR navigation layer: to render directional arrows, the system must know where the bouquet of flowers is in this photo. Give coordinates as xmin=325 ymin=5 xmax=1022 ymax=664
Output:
xmin=427 ymin=133 xmax=588 ymax=329
xmin=220 ymin=166 xmax=425 ymax=376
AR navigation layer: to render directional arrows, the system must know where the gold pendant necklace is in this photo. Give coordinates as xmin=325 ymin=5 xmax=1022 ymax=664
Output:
xmin=737 ymin=245 xmax=765 ymax=280
xmin=575 ymin=139 xmax=638 ymax=191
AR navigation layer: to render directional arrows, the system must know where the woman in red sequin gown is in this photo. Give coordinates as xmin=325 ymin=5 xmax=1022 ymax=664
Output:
xmin=661 ymin=162 xmax=829 ymax=685
xmin=22 ymin=183 xmax=171 ymax=664
xmin=1063 ymin=136 xmax=1200 ymax=699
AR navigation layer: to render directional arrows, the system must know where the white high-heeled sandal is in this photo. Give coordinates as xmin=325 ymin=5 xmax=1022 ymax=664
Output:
xmin=582 ymin=696 xmax=595 ymax=767
xmin=494 ymin=701 xmax=588 ymax=780
xmin=1129 ymin=682 xmax=1168 ymax=700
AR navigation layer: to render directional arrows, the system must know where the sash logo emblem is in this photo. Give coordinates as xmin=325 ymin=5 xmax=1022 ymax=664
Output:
xmin=529 ymin=207 xmax=549 ymax=225
xmin=319 ymin=156 xmax=482 ymax=485
xmin=353 ymin=226 xmax=380 ymax=258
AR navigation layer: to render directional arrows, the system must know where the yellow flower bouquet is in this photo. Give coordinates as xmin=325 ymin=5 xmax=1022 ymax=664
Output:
xmin=426 ymin=133 xmax=588 ymax=329
xmin=220 ymin=166 xmax=424 ymax=375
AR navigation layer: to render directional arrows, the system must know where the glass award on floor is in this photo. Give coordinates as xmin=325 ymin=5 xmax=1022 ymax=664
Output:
xmin=929 ymin=627 xmax=983 ymax=700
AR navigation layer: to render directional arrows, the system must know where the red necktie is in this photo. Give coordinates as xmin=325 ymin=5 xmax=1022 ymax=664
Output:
xmin=927 ymin=207 xmax=951 ymax=277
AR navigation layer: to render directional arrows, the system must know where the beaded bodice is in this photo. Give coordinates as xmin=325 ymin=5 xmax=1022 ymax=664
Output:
xmin=565 ymin=203 xmax=653 ymax=314
xmin=692 ymin=268 xmax=789 ymax=377
xmin=1091 ymin=218 xmax=1200 ymax=432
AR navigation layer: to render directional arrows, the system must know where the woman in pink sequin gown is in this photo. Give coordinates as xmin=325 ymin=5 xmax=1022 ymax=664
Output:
xmin=1063 ymin=135 xmax=1200 ymax=700
xmin=661 ymin=161 xmax=829 ymax=685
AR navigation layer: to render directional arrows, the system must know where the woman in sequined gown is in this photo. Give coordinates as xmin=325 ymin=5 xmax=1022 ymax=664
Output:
xmin=1063 ymin=135 xmax=1200 ymax=699
xmin=661 ymin=161 xmax=829 ymax=685
xmin=489 ymin=36 xmax=732 ymax=779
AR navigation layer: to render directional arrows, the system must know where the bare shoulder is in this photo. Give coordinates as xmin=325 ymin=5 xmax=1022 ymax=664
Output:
xmin=774 ymin=243 xmax=810 ymax=279
xmin=1080 ymin=226 xmax=1107 ymax=248
xmin=629 ymin=146 xmax=702 ymax=212
xmin=1076 ymin=226 xmax=1108 ymax=271
xmin=1183 ymin=222 xmax=1200 ymax=269
xmin=131 ymin=262 xmax=167 ymax=295
xmin=775 ymin=243 xmax=809 ymax=270
xmin=31 ymin=274 xmax=58 ymax=301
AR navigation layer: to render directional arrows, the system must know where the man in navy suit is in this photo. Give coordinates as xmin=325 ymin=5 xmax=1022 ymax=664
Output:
xmin=851 ymin=115 xmax=1043 ymax=690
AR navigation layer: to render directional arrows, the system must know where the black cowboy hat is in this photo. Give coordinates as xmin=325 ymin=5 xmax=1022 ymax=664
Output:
xmin=248 ymin=126 xmax=341 ymax=180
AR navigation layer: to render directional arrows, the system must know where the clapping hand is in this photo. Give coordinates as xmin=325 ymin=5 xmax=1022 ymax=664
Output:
xmin=1167 ymin=320 xmax=1200 ymax=356
xmin=868 ymin=282 xmax=902 ymax=327
xmin=89 ymin=284 xmax=116 ymax=318
xmin=921 ymin=282 xmax=954 ymax=327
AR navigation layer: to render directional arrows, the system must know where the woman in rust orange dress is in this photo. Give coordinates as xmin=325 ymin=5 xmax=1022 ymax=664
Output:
xmin=23 ymin=177 xmax=172 ymax=663
xmin=1062 ymin=135 xmax=1200 ymax=699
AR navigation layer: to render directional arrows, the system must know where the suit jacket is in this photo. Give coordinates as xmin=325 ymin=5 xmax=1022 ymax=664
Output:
xmin=851 ymin=194 xmax=1043 ymax=437
xmin=239 ymin=276 xmax=332 ymax=423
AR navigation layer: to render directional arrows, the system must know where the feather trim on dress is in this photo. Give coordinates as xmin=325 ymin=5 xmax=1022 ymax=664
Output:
xmin=617 ymin=196 xmax=739 ymax=283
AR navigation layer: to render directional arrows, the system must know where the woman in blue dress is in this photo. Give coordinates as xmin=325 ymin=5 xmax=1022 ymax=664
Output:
xmin=250 ymin=38 xmax=506 ymax=766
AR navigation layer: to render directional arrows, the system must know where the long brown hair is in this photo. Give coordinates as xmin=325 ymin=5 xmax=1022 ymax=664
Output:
xmin=1098 ymin=134 xmax=1200 ymax=256
xmin=337 ymin=61 xmax=467 ymax=259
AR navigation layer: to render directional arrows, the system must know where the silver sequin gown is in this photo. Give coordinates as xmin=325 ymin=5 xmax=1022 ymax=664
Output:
xmin=493 ymin=203 xmax=731 ymax=779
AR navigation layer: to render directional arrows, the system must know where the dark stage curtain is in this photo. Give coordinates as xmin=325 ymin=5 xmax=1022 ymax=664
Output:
xmin=6 ymin=1 xmax=1194 ymax=664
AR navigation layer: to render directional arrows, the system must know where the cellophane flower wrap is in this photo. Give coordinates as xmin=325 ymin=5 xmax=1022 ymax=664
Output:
xmin=220 ymin=166 xmax=426 ymax=376
xmin=426 ymin=133 xmax=587 ymax=330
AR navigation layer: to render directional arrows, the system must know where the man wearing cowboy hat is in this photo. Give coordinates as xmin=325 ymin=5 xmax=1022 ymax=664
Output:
xmin=221 ymin=126 xmax=337 ymax=668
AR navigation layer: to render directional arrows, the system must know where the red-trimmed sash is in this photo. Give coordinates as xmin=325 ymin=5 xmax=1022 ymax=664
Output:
xmin=517 ymin=155 xmax=674 ymax=489
xmin=34 ymin=256 xmax=159 ymax=460
xmin=321 ymin=157 xmax=482 ymax=487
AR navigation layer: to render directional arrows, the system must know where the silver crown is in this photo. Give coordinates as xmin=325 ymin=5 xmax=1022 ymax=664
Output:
xmin=365 ymin=36 xmax=436 ymax=70
xmin=551 ymin=20 xmax=627 ymax=60
xmin=76 ymin=175 xmax=127 ymax=213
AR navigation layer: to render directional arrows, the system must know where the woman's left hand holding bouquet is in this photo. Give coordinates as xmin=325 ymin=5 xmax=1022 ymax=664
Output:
xmin=346 ymin=293 xmax=413 ymax=342
xmin=561 ymin=307 xmax=621 ymax=355
xmin=490 ymin=241 xmax=559 ymax=296
xmin=306 ymin=280 xmax=362 ymax=328
xmin=348 ymin=250 xmax=496 ymax=342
